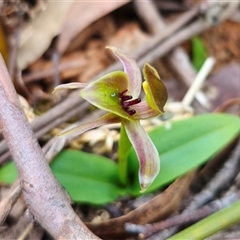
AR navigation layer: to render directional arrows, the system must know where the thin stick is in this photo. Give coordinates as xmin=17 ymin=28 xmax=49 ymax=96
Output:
xmin=125 ymin=191 xmax=240 ymax=238
xmin=0 ymin=181 xmax=22 ymax=226
xmin=134 ymin=0 xmax=165 ymax=34
xmin=167 ymin=47 xmax=210 ymax=109
xmin=17 ymin=223 xmax=33 ymax=240
xmin=188 ymin=138 xmax=240 ymax=210
xmin=155 ymin=138 xmax=240 ymax=240
xmin=182 ymin=57 xmax=215 ymax=107
xmin=0 ymin=55 xmax=99 ymax=239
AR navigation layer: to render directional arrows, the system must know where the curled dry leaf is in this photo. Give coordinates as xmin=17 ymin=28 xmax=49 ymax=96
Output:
xmin=23 ymin=40 xmax=112 ymax=85
xmin=0 ymin=23 xmax=8 ymax=64
xmin=205 ymin=63 xmax=240 ymax=112
xmin=57 ymin=0 xmax=131 ymax=54
xmin=214 ymin=98 xmax=240 ymax=114
xmin=18 ymin=95 xmax=35 ymax=122
xmin=66 ymin=15 xmax=116 ymax=54
xmin=107 ymin=22 xmax=150 ymax=53
xmin=82 ymin=128 xmax=119 ymax=154
xmin=76 ymin=40 xmax=113 ymax=83
xmin=24 ymin=51 xmax=88 ymax=83
xmin=17 ymin=2 xmax=73 ymax=70
xmin=69 ymin=126 xmax=119 ymax=155
xmin=86 ymin=171 xmax=196 ymax=239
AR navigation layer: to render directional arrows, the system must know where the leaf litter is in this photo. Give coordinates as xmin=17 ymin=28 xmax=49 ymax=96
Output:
xmin=0 ymin=1 xmax=240 ymax=239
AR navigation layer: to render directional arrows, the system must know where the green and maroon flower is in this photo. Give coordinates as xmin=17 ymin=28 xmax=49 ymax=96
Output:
xmin=54 ymin=47 xmax=168 ymax=191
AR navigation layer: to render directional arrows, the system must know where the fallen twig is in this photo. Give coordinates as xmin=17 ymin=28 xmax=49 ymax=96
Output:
xmin=134 ymin=0 xmax=165 ymax=34
xmin=17 ymin=222 xmax=33 ymax=240
xmin=8 ymin=2 xmax=23 ymax=79
xmin=125 ymin=190 xmax=240 ymax=239
xmin=0 ymin=94 xmax=88 ymax=163
xmin=214 ymin=98 xmax=240 ymax=114
xmin=188 ymin=138 xmax=240 ymax=210
xmin=0 ymin=55 xmax=98 ymax=239
xmin=0 ymin=181 xmax=22 ymax=225
xmin=167 ymin=47 xmax=210 ymax=110
xmin=22 ymin=52 xmax=87 ymax=83
xmin=182 ymin=57 xmax=215 ymax=107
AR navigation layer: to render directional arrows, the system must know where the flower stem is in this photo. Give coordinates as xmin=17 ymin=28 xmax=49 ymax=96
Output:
xmin=118 ymin=125 xmax=131 ymax=185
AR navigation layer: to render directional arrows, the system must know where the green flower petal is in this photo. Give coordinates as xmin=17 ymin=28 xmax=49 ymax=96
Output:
xmin=142 ymin=63 xmax=168 ymax=113
xmin=107 ymin=46 xmax=141 ymax=98
xmin=80 ymin=71 xmax=134 ymax=120
xmin=122 ymin=119 xmax=160 ymax=192
xmin=58 ymin=113 xmax=120 ymax=137
xmin=53 ymin=82 xmax=88 ymax=93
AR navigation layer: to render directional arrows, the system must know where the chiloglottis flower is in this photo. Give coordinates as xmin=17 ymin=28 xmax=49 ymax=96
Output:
xmin=53 ymin=46 xmax=168 ymax=192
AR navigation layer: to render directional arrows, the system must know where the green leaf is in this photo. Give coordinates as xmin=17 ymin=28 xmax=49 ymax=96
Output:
xmin=0 ymin=150 xmax=126 ymax=205
xmin=128 ymin=114 xmax=240 ymax=195
xmin=50 ymin=150 xmax=126 ymax=205
xmin=169 ymin=199 xmax=240 ymax=240
xmin=1 ymin=114 xmax=239 ymax=205
xmin=192 ymin=36 xmax=207 ymax=71
xmin=0 ymin=161 xmax=18 ymax=184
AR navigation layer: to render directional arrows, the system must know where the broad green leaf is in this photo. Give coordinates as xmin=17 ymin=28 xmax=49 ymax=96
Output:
xmin=192 ymin=36 xmax=207 ymax=71
xmin=0 ymin=161 xmax=18 ymax=184
xmin=128 ymin=114 xmax=240 ymax=195
xmin=0 ymin=150 xmax=126 ymax=205
xmin=169 ymin=199 xmax=240 ymax=240
xmin=50 ymin=150 xmax=126 ymax=205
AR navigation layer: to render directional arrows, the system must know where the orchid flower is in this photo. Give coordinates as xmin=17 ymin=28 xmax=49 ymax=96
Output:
xmin=53 ymin=47 xmax=168 ymax=192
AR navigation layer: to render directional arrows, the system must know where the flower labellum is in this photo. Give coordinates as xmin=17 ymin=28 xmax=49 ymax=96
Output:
xmin=53 ymin=46 xmax=168 ymax=192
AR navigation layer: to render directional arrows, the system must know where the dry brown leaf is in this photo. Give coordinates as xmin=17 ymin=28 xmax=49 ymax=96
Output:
xmin=0 ymin=22 xmax=8 ymax=64
xmin=18 ymin=95 xmax=35 ymax=122
xmin=24 ymin=51 xmax=87 ymax=83
xmin=17 ymin=2 xmax=73 ymax=70
xmin=205 ymin=63 xmax=240 ymax=111
xmin=77 ymin=40 xmax=112 ymax=82
xmin=57 ymin=0 xmax=131 ymax=54
xmin=86 ymin=171 xmax=196 ymax=239
xmin=65 ymin=15 xmax=116 ymax=54
xmin=0 ymin=214 xmax=43 ymax=240
xmin=107 ymin=22 xmax=150 ymax=53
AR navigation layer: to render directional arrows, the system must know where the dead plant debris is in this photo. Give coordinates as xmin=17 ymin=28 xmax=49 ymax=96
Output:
xmin=0 ymin=1 xmax=240 ymax=239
